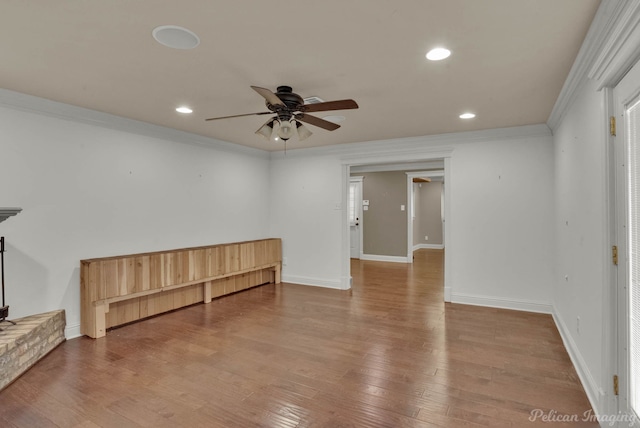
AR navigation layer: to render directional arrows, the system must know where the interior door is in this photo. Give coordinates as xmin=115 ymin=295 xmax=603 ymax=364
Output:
xmin=349 ymin=177 xmax=363 ymax=259
xmin=614 ymin=58 xmax=640 ymax=424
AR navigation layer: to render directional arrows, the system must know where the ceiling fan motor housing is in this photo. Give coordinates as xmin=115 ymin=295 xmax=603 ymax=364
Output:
xmin=271 ymin=86 xmax=304 ymax=115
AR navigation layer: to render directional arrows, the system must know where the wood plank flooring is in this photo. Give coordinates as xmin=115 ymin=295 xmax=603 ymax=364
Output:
xmin=0 ymin=249 xmax=596 ymax=427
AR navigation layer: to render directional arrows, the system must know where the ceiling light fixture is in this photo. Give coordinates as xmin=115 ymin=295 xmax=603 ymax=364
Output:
xmin=255 ymin=118 xmax=277 ymax=140
xmin=256 ymin=117 xmax=313 ymax=142
xmin=426 ymin=47 xmax=451 ymax=61
xmin=296 ymin=122 xmax=313 ymax=141
xmin=277 ymin=119 xmax=295 ymax=141
xmin=153 ymin=25 xmax=200 ymax=50
xmin=459 ymin=112 xmax=476 ymax=119
xmin=176 ymin=106 xmax=193 ymax=114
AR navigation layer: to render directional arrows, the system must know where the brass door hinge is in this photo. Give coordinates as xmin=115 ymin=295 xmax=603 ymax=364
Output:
xmin=614 ymin=374 xmax=619 ymax=396
xmin=613 ymin=245 xmax=619 ymax=265
xmin=611 ymin=116 xmax=617 ymax=136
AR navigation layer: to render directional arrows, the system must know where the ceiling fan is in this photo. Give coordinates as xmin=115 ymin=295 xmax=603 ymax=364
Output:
xmin=205 ymin=85 xmax=359 ymax=142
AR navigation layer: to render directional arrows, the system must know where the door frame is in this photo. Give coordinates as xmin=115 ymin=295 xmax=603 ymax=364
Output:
xmin=349 ymin=176 xmax=364 ymax=259
xmin=587 ymin=2 xmax=640 ymax=420
xmin=611 ymin=59 xmax=640 ymax=423
xmin=340 ymin=150 xmax=453 ymax=301
xmin=406 ymin=170 xmax=445 ymax=263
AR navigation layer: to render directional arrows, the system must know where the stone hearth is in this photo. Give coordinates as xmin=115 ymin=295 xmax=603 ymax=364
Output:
xmin=0 ymin=310 xmax=66 ymax=391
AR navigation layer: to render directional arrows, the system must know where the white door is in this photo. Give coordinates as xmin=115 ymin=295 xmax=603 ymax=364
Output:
xmin=349 ymin=177 xmax=363 ymax=259
xmin=614 ymin=58 xmax=640 ymax=424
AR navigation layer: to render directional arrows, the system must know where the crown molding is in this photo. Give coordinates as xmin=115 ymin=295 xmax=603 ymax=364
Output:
xmin=548 ymin=0 xmax=640 ymax=131
xmin=588 ymin=1 xmax=640 ymax=89
xmin=270 ymin=124 xmax=551 ymax=161
xmin=0 ymin=89 xmax=270 ymax=160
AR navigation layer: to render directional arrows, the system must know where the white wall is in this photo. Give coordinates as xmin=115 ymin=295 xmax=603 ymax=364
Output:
xmin=552 ymin=77 xmax=608 ymax=413
xmin=269 ymin=126 xmax=555 ymax=311
xmin=0 ymin=102 xmax=271 ymax=337
xmin=269 ymin=154 xmax=344 ymax=288
xmin=449 ymin=135 xmax=555 ymax=311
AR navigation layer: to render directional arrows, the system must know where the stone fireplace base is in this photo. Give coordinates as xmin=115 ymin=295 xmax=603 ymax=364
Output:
xmin=0 ymin=310 xmax=66 ymax=391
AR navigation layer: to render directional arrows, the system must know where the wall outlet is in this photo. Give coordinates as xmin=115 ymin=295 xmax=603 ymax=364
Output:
xmin=425 ymin=236 xmax=429 ymax=241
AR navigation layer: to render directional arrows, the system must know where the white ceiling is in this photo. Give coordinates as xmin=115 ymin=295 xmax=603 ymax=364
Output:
xmin=0 ymin=0 xmax=600 ymax=151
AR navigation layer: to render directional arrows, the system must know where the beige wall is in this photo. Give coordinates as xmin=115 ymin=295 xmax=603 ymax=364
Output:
xmin=357 ymin=171 xmax=407 ymax=257
xmin=413 ymin=181 xmax=443 ymax=246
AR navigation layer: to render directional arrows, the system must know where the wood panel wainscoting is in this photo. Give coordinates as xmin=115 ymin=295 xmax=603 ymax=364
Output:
xmin=80 ymin=238 xmax=281 ymax=338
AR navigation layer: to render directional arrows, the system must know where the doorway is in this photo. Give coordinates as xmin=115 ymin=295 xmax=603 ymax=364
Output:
xmin=349 ymin=176 xmax=363 ymax=259
xmin=406 ymin=171 xmax=445 ymax=262
xmin=343 ymin=156 xmax=453 ymax=302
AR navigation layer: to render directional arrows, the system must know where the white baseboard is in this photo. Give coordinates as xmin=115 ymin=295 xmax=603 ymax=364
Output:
xmin=360 ymin=254 xmax=409 ymax=263
xmin=450 ymin=292 xmax=552 ymax=314
xmin=444 ymin=287 xmax=452 ymax=302
xmin=281 ymin=274 xmax=344 ymax=290
xmin=343 ymin=276 xmax=353 ymax=289
xmin=65 ymin=323 xmax=82 ymax=340
xmin=413 ymin=244 xmax=444 ymax=251
xmin=552 ymin=309 xmax=604 ymax=418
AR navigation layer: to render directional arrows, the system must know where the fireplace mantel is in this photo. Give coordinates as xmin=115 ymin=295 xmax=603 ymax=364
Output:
xmin=0 ymin=208 xmax=22 ymax=224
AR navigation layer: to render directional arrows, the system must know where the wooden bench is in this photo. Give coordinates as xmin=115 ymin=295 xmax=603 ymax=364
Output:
xmin=80 ymin=238 xmax=281 ymax=338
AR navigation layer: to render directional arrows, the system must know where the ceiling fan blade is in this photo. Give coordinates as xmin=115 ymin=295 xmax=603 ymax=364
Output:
xmin=251 ymin=86 xmax=284 ymax=107
xmin=205 ymin=111 xmax=272 ymax=121
xmin=302 ymin=99 xmax=358 ymax=113
xmin=296 ymin=113 xmax=341 ymax=131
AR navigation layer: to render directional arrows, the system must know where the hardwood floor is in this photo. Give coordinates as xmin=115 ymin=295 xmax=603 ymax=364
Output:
xmin=0 ymin=249 xmax=595 ymax=427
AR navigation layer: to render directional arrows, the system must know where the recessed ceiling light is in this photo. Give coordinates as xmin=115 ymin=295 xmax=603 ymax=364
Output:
xmin=459 ymin=113 xmax=476 ymax=119
xmin=176 ymin=106 xmax=193 ymax=114
xmin=426 ymin=47 xmax=451 ymax=61
xmin=153 ymin=25 xmax=200 ymax=50
xmin=323 ymin=115 xmax=346 ymax=123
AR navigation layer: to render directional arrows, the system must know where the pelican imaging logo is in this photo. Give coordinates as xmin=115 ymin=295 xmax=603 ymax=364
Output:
xmin=529 ymin=409 xmax=638 ymax=426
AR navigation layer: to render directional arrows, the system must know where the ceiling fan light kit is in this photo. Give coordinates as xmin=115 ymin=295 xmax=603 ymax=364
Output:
xmin=296 ymin=121 xmax=312 ymax=141
xmin=206 ymin=85 xmax=358 ymax=143
xmin=255 ymin=118 xmax=276 ymax=140
xmin=277 ymin=120 xmax=295 ymax=141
